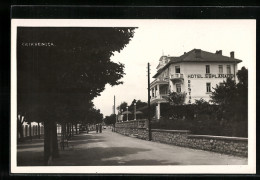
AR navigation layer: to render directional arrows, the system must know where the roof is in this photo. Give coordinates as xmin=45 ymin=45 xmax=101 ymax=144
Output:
xmin=153 ymin=49 xmax=242 ymax=78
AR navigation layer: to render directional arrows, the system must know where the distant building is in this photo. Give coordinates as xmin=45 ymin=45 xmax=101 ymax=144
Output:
xmin=150 ymin=49 xmax=242 ymax=119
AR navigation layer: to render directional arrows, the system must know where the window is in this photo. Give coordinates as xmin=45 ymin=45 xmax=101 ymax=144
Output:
xmin=227 ymin=65 xmax=231 ymax=74
xmin=206 ymin=83 xmax=211 ymax=92
xmin=206 ymin=65 xmax=210 ymax=74
xmin=175 ymin=66 xmax=180 ymax=73
xmin=176 ymin=84 xmax=181 ymax=93
xmin=219 ymin=65 xmax=223 ymax=74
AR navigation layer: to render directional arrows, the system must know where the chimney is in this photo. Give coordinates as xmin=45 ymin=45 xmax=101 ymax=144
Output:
xmin=216 ymin=50 xmax=222 ymax=55
xmin=230 ymin=51 xmax=234 ymax=58
xmin=195 ymin=49 xmax=201 ymax=58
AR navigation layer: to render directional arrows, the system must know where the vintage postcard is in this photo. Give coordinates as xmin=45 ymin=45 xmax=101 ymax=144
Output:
xmin=11 ymin=19 xmax=256 ymax=174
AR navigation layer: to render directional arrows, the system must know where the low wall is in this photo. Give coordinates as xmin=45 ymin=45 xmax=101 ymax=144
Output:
xmin=115 ymin=119 xmax=148 ymax=137
xmin=151 ymin=129 xmax=191 ymax=147
xmin=115 ymin=121 xmax=248 ymax=157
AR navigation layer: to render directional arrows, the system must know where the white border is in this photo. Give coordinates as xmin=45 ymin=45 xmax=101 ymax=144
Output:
xmin=11 ymin=19 xmax=256 ymax=174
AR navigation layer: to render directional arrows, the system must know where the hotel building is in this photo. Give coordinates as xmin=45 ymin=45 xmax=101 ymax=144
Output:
xmin=150 ymin=49 xmax=242 ymax=119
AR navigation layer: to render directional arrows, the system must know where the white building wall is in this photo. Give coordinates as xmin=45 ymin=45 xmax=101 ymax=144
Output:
xmin=168 ymin=62 xmax=238 ymax=104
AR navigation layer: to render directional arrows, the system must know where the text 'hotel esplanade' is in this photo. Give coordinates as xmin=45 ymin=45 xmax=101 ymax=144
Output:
xmin=150 ymin=49 xmax=242 ymax=119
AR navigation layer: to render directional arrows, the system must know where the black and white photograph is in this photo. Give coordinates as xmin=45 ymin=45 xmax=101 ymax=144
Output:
xmin=11 ymin=19 xmax=256 ymax=174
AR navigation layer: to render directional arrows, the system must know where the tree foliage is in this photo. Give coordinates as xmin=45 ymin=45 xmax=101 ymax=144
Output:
xmin=210 ymin=67 xmax=248 ymax=123
xmin=104 ymin=114 xmax=116 ymax=125
xmin=18 ymin=27 xmax=136 ymax=123
xmin=116 ymin=99 xmax=148 ymax=120
xmin=164 ymin=92 xmax=186 ymax=105
xmin=128 ymin=99 xmax=147 ymax=111
xmin=85 ymin=108 xmax=103 ymax=124
xmin=116 ymin=102 xmax=128 ymax=112
xmin=17 ymin=27 xmax=136 ymax=164
xmin=210 ymin=78 xmax=237 ymax=106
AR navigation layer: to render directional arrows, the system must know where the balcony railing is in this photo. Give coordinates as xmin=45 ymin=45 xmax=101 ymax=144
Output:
xmin=150 ymin=77 xmax=169 ymax=87
xmin=170 ymin=73 xmax=184 ymax=79
xmin=170 ymin=73 xmax=184 ymax=84
xmin=151 ymin=94 xmax=168 ymax=101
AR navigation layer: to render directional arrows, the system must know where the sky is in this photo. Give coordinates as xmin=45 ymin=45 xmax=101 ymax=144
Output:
xmin=92 ymin=20 xmax=256 ymax=117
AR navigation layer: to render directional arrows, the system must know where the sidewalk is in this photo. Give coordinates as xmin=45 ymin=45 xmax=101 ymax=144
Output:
xmin=17 ymin=129 xmax=247 ymax=166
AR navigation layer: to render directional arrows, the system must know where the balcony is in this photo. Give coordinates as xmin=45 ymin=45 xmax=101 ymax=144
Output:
xmin=150 ymin=77 xmax=169 ymax=88
xmin=170 ymin=73 xmax=184 ymax=83
xmin=150 ymin=94 xmax=168 ymax=104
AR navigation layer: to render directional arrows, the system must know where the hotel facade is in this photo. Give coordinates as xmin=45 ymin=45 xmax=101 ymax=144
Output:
xmin=150 ymin=49 xmax=242 ymax=119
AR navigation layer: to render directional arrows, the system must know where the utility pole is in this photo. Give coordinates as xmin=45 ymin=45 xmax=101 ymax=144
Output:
xmin=147 ymin=63 xmax=152 ymax=141
xmin=114 ymin=95 xmax=116 ymax=123
xmin=113 ymin=95 xmax=116 ymax=114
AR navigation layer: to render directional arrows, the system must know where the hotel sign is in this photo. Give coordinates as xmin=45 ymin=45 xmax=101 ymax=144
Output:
xmin=188 ymin=80 xmax=191 ymax=104
xmin=187 ymin=74 xmax=234 ymax=78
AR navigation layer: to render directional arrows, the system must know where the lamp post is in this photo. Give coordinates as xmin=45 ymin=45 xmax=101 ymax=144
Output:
xmin=126 ymin=106 xmax=129 ymax=121
xmin=134 ymin=102 xmax=136 ymax=120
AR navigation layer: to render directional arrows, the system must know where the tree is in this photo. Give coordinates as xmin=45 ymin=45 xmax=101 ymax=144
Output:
xmin=236 ymin=67 xmax=248 ymax=123
xmin=210 ymin=78 xmax=238 ymax=122
xmin=194 ymin=98 xmax=211 ymax=115
xmin=210 ymin=78 xmax=237 ymax=106
xmin=237 ymin=66 xmax=248 ymax=87
xmin=104 ymin=114 xmax=117 ymax=125
xmin=117 ymin=102 xmax=128 ymax=112
xmin=128 ymin=99 xmax=147 ymax=111
xmin=210 ymin=67 xmax=248 ymax=136
xmin=117 ymin=99 xmax=148 ymax=120
xmin=85 ymin=108 xmax=104 ymax=125
xmin=17 ymin=27 xmax=136 ymax=165
xmin=164 ymin=92 xmax=186 ymax=105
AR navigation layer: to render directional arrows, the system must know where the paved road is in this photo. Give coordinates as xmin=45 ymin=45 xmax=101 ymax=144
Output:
xmin=17 ymin=128 xmax=247 ymax=166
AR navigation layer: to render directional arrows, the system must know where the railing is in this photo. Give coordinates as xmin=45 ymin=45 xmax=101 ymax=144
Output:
xmin=150 ymin=77 xmax=169 ymax=87
xmin=170 ymin=73 xmax=184 ymax=79
xmin=151 ymin=94 xmax=168 ymax=101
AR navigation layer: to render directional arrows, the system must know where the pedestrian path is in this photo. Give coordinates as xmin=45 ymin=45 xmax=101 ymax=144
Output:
xmin=17 ymin=129 xmax=247 ymax=166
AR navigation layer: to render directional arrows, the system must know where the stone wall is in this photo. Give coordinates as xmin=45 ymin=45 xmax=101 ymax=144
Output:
xmin=115 ymin=120 xmax=248 ymax=157
xmin=151 ymin=129 xmax=191 ymax=147
xmin=186 ymin=135 xmax=248 ymax=157
xmin=115 ymin=119 xmax=148 ymax=138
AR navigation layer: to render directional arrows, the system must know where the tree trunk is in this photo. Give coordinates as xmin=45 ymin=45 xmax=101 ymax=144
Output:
xmin=44 ymin=120 xmax=59 ymax=165
xmin=44 ymin=120 xmax=51 ymax=165
xmin=38 ymin=122 xmax=41 ymax=139
xmin=17 ymin=122 xmax=24 ymax=141
xmin=61 ymin=122 xmax=65 ymax=150
xmin=72 ymin=123 xmax=74 ymax=136
xmin=69 ymin=123 xmax=72 ymax=136
xmin=52 ymin=122 xmax=59 ymax=158
xmin=29 ymin=122 xmax=32 ymax=141
xmin=66 ymin=123 xmax=69 ymax=137
xmin=75 ymin=123 xmax=78 ymax=134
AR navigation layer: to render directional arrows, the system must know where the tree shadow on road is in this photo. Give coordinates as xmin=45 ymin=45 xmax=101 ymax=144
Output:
xmin=97 ymin=159 xmax=180 ymax=165
xmin=17 ymin=132 xmax=178 ymax=166
xmin=17 ymin=151 xmax=44 ymax=166
xmin=52 ymin=146 xmax=176 ymax=166
xmin=17 ymin=143 xmax=44 ymax=150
